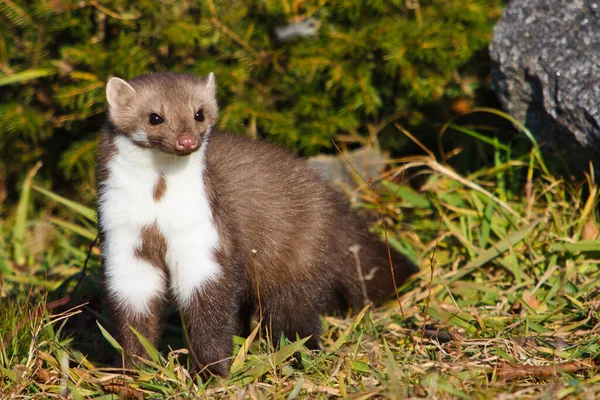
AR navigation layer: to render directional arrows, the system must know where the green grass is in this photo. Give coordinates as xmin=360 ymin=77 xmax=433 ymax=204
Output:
xmin=2 ymin=113 xmax=600 ymax=398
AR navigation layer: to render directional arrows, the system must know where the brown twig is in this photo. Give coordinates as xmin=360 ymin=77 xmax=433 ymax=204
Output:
xmin=494 ymin=360 xmax=597 ymax=380
xmin=68 ymin=234 xmax=98 ymax=299
xmin=420 ymin=209 xmax=444 ymax=350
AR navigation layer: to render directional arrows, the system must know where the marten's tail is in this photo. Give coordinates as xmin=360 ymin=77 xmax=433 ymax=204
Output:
xmin=335 ymin=227 xmax=419 ymax=310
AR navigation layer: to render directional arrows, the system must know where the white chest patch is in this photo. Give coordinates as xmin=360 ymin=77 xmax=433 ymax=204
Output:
xmin=99 ymin=133 xmax=221 ymax=314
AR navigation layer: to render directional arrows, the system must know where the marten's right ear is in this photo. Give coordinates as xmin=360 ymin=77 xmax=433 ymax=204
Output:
xmin=205 ymin=72 xmax=216 ymax=97
xmin=106 ymin=77 xmax=136 ymax=111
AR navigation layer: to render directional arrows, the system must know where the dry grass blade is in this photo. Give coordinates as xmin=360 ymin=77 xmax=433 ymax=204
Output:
xmin=389 ymin=156 xmax=521 ymax=219
xmin=13 ymin=161 xmax=42 ymax=266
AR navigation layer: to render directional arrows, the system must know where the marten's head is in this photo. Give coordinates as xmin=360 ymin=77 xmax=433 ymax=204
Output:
xmin=106 ymin=72 xmax=218 ymax=156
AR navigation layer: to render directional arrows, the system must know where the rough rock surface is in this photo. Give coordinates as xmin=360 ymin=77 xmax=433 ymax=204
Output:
xmin=490 ymin=0 xmax=600 ymax=169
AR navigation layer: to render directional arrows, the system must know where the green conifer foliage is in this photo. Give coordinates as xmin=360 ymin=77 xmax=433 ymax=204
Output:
xmin=0 ymin=0 xmax=503 ymax=200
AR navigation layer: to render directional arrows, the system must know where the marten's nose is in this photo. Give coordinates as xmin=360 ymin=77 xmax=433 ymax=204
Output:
xmin=176 ymin=134 xmax=198 ymax=151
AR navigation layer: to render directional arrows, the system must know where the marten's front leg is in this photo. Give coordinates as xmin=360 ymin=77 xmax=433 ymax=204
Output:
xmin=165 ymin=223 xmax=235 ymax=377
xmin=181 ymin=278 xmax=240 ymax=377
xmin=103 ymin=229 xmax=167 ymax=366
xmin=262 ymin=284 xmax=323 ymax=350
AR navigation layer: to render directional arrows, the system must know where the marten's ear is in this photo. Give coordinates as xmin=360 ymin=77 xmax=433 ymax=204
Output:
xmin=205 ymin=72 xmax=216 ymax=97
xmin=106 ymin=77 xmax=136 ymax=111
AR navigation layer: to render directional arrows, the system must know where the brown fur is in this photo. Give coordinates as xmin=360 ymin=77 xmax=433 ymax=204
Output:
xmin=152 ymin=175 xmax=167 ymax=201
xmin=200 ymin=133 xmax=417 ymax=348
xmin=98 ymin=72 xmax=419 ymax=378
xmin=134 ymin=223 xmax=168 ymax=272
xmin=97 ymin=134 xmax=116 ymax=183
xmin=112 ymin=296 xmax=164 ymax=368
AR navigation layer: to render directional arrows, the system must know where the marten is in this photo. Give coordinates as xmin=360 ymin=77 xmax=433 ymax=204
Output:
xmin=97 ymin=72 xmax=418 ymax=377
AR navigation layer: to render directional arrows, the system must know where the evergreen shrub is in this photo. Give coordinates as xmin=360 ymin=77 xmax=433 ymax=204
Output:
xmin=0 ymin=0 xmax=504 ymax=204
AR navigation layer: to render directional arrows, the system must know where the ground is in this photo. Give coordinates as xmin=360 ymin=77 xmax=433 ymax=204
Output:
xmin=2 ymin=112 xmax=600 ymax=398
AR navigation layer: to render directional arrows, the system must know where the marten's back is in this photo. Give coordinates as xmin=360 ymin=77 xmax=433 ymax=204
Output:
xmin=204 ymin=131 xmax=418 ymax=311
xmin=204 ymin=132 xmax=339 ymax=283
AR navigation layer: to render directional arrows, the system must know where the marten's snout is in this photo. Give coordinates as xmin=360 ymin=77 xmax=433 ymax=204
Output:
xmin=176 ymin=134 xmax=199 ymax=153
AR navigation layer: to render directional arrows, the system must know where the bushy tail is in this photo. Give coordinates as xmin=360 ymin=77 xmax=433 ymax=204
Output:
xmin=337 ymin=227 xmax=419 ymax=310
xmin=360 ymin=233 xmax=419 ymax=305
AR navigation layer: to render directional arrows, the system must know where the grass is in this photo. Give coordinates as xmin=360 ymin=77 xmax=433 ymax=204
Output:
xmin=2 ymin=111 xmax=600 ymax=398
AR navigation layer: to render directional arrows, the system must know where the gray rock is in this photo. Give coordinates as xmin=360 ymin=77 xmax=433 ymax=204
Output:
xmin=308 ymin=147 xmax=388 ymax=191
xmin=490 ymin=0 xmax=600 ymax=170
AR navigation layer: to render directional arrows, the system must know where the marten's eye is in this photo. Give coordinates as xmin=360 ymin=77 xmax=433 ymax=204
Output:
xmin=149 ymin=113 xmax=164 ymax=125
xmin=194 ymin=109 xmax=205 ymax=122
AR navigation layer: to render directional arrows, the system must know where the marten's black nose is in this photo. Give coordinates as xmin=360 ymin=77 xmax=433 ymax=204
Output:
xmin=176 ymin=134 xmax=198 ymax=151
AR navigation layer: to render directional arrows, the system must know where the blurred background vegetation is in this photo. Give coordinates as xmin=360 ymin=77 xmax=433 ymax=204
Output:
xmin=1 ymin=0 xmax=504 ymax=210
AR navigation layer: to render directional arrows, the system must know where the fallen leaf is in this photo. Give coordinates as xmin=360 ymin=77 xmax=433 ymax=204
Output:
xmin=101 ymin=376 xmax=144 ymax=400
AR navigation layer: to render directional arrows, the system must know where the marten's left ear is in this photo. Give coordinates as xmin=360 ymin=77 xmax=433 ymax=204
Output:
xmin=205 ymin=72 xmax=216 ymax=96
xmin=106 ymin=77 xmax=136 ymax=111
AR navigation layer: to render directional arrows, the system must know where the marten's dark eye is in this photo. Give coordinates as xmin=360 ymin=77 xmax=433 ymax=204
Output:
xmin=149 ymin=113 xmax=164 ymax=125
xmin=194 ymin=109 xmax=205 ymax=122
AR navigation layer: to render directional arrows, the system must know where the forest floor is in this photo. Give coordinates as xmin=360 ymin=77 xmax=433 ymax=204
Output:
xmin=2 ymin=114 xmax=600 ymax=399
